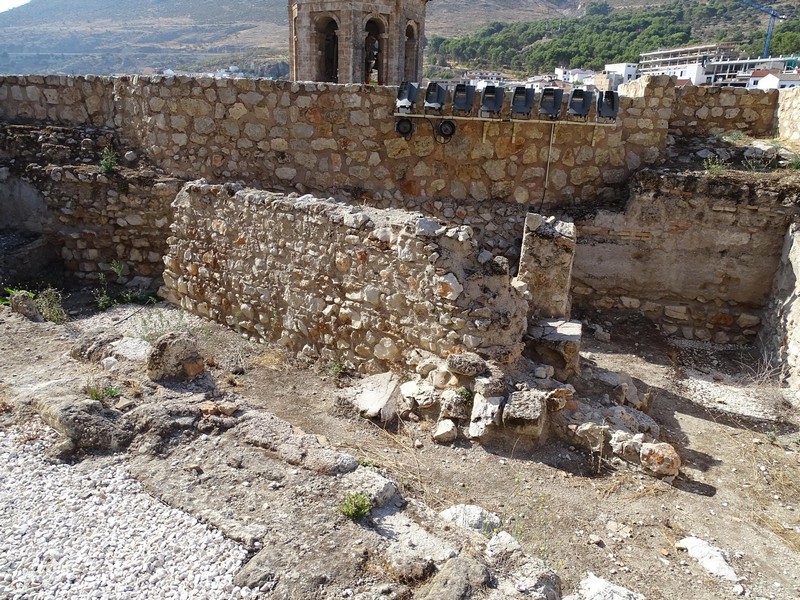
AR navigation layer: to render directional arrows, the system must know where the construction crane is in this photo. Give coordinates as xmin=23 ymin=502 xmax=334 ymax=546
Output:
xmin=736 ymin=0 xmax=787 ymax=59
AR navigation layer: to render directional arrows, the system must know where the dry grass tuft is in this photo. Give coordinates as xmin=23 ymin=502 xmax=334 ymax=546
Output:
xmin=251 ymin=348 xmax=289 ymax=371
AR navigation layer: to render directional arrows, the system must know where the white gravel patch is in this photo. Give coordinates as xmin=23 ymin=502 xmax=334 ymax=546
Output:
xmin=0 ymin=422 xmax=257 ymax=600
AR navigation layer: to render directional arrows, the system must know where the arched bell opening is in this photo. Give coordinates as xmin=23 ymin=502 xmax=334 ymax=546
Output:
xmin=315 ymin=16 xmax=339 ymax=83
xmin=364 ymin=18 xmax=387 ymax=85
xmin=404 ymin=22 xmax=419 ymax=82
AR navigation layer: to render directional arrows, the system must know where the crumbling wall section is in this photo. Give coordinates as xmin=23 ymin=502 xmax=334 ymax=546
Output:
xmin=162 ymin=182 xmax=529 ymax=372
xmin=1 ymin=123 xmax=183 ymax=280
xmin=572 ymin=170 xmax=798 ymax=343
xmin=778 ymin=87 xmax=800 ymax=145
xmin=761 ymin=222 xmax=800 ymax=387
xmin=671 ymin=86 xmax=778 ymax=138
xmin=28 ymin=165 xmax=183 ymax=280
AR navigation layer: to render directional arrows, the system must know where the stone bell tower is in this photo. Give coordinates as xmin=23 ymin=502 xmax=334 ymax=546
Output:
xmin=288 ymin=0 xmax=429 ymax=85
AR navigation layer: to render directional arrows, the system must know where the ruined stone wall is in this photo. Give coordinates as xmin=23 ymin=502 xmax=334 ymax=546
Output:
xmin=162 ymin=182 xmax=528 ymax=372
xmin=572 ymin=170 xmax=798 ymax=344
xmin=761 ymin=222 xmax=800 ymax=386
xmin=1 ymin=122 xmax=184 ymax=280
xmin=670 ymin=86 xmax=778 ymax=138
xmin=778 ymin=87 xmax=800 ymax=145
xmin=31 ymin=166 xmax=183 ymax=280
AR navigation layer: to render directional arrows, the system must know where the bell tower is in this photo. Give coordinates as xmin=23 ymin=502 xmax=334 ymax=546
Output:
xmin=288 ymin=0 xmax=429 ymax=85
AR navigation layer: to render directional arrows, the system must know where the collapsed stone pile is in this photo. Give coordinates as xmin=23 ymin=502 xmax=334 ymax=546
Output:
xmin=343 ymin=348 xmax=681 ymax=480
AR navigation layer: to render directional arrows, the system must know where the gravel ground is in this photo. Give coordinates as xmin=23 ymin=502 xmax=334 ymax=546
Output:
xmin=0 ymin=421 xmax=257 ymax=600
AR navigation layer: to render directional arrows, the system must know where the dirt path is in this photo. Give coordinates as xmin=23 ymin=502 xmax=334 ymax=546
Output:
xmin=2 ymin=301 xmax=799 ymax=599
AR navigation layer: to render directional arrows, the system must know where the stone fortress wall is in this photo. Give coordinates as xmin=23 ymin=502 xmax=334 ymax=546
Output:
xmin=2 ymin=73 xmax=800 ymax=362
xmin=1 ymin=74 xmax=790 ymax=212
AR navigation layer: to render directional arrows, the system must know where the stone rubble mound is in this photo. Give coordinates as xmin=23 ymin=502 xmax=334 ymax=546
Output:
xmin=342 ymin=346 xmax=681 ymax=480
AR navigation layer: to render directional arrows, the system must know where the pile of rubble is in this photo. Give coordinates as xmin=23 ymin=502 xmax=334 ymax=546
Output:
xmin=342 ymin=345 xmax=681 ymax=481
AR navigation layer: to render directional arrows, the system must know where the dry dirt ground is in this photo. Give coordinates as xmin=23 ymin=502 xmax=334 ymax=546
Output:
xmin=1 ymin=294 xmax=799 ymax=599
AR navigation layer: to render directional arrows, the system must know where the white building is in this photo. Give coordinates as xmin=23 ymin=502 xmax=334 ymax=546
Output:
xmin=756 ymin=72 xmax=800 ymax=90
xmin=605 ymin=63 xmax=638 ymax=83
xmin=554 ymin=67 xmax=594 ymax=84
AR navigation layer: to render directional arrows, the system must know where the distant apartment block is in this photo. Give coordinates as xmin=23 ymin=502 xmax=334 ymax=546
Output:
xmin=638 ymin=42 xmax=799 ymax=87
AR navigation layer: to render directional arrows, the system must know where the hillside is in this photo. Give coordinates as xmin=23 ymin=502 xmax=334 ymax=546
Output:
xmin=430 ymin=0 xmax=800 ymax=74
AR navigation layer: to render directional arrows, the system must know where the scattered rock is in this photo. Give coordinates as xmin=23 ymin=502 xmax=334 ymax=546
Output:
xmin=676 ymin=537 xmax=739 ymax=582
xmin=439 ymin=389 xmax=469 ymax=420
xmin=71 ymin=329 xmax=123 ymax=362
xmin=486 ymin=531 xmax=522 ymax=559
xmin=446 ymin=352 xmax=487 ymax=377
xmin=430 ymin=367 xmax=459 ymax=390
xmin=505 ymin=558 xmax=562 ymax=599
xmin=502 ymin=389 xmax=548 ymax=439
xmin=146 ymin=332 xmax=205 ymax=381
xmin=349 ymin=372 xmax=400 ymax=422
xmin=468 ymin=393 xmax=503 ymax=439
xmin=35 ymin=398 xmax=133 ymax=452
xmin=415 ymin=556 xmax=490 ymax=600
xmin=640 ymin=442 xmax=681 ymax=479
xmin=10 ymin=292 xmax=43 ymax=322
xmin=563 ymin=573 xmax=644 ymax=600
xmin=340 ymin=466 xmax=397 ymax=508
xmin=400 ymin=379 xmax=438 ymax=410
xmin=433 ymin=419 xmax=458 ymax=443
xmin=439 ymin=504 xmax=500 ymax=532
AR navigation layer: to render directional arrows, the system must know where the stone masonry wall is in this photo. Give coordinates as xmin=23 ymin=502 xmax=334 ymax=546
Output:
xmin=0 ymin=74 xmax=672 ymax=207
xmin=670 ymin=85 xmax=778 ymax=138
xmin=0 ymin=75 xmax=114 ymax=127
xmin=2 ymin=74 xmax=796 ymax=212
xmin=571 ymin=170 xmax=799 ymax=344
xmin=161 ymin=182 xmax=529 ymax=372
xmin=778 ymin=87 xmax=800 ymax=145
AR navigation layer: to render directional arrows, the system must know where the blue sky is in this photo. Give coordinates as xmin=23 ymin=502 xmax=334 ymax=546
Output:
xmin=0 ymin=0 xmax=31 ymax=12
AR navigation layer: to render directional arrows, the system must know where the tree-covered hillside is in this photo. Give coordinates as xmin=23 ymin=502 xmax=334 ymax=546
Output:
xmin=428 ymin=0 xmax=800 ymax=74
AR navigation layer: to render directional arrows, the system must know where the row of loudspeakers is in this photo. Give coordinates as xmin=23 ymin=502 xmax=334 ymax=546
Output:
xmin=396 ymin=82 xmax=620 ymax=121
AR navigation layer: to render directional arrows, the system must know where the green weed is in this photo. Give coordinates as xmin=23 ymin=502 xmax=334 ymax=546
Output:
xmin=339 ymin=492 xmax=372 ymax=521
xmin=703 ymin=156 xmax=728 ymax=176
xmin=99 ymin=146 xmax=119 ymax=174
xmin=0 ymin=287 xmax=34 ymax=305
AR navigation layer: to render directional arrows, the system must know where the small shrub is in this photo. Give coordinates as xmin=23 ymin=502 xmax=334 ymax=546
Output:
xmin=94 ymin=273 xmax=117 ymax=311
xmin=703 ymin=156 xmax=728 ymax=175
xmin=357 ymin=457 xmax=381 ymax=469
xmin=130 ymin=308 xmax=191 ymax=343
xmin=339 ymin=492 xmax=372 ymax=521
xmin=456 ymin=386 xmax=474 ymax=403
xmin=34 ymin=287 xmax=68 ymax=324
xmin=788 ymin=155 xmax=800 ymax=170
xmin=742 ymin=154 xmax=775 ymax=172
xmin=99 ymin=146 xmax=119 ymax=174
